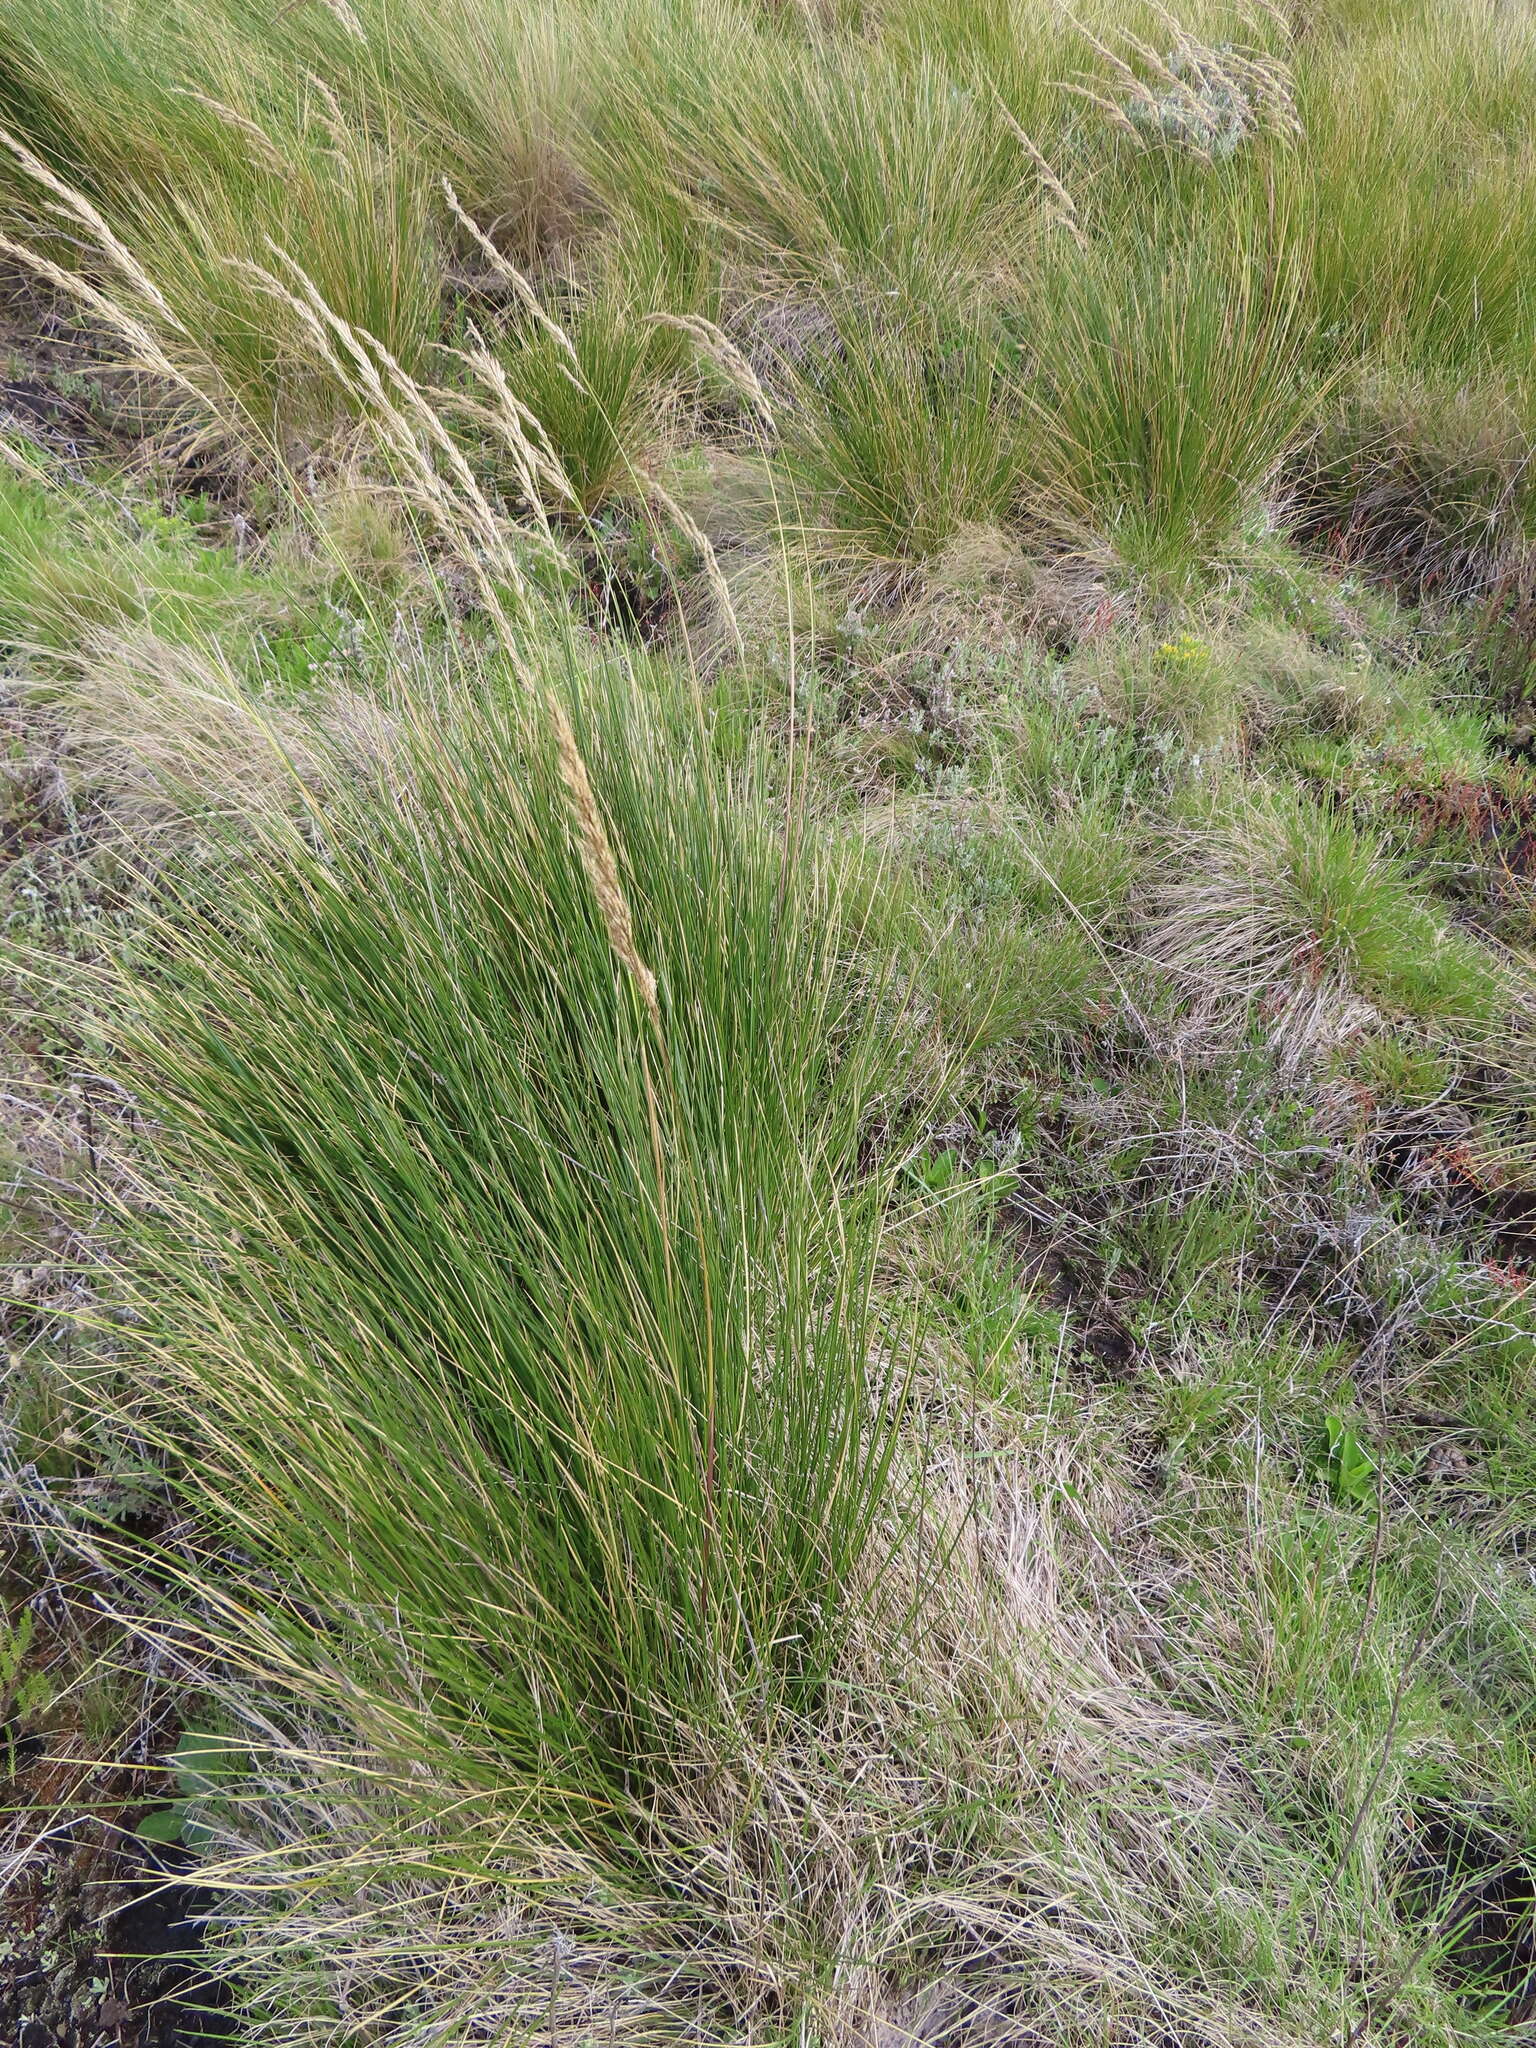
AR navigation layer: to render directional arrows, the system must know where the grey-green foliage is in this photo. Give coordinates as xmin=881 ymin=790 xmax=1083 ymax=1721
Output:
xmin=1126 ymin=45 xmax=1266 ymax=158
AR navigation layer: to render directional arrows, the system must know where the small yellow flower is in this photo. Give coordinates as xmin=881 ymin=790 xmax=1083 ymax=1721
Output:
xmin=1156 ymin=632 xmax=1210 ymax=665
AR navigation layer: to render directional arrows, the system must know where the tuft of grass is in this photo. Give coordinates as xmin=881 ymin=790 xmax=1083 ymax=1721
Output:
xmin=1300 ymin=4 xmax=1536 ymax=382
xmin=9 ymin=8 xmax=1536 ymax=2045
xmin=1290 ymin=369 xmax=1536 ymax=600
xmin=473 ymin=230 xmax=707 ymax=516
xmin=1150 ymin=783 xmax=1512 ymax=1031
xmin=591 ymin=21 xmax=1032 ymax=298
xmin=781 ymin=305 xmax=1030 ymax=566
xmin=112 ymin=98 xmax=440 ymax=445
xmin=77 ymin=643 xmax=908 ymax=1832
xmin=1020 ymin=208 xmax=1315 ymax=576
xmin=0 ymin=8 xmax=441 ymax=446
xmin=270 ymin=0 xmax=591 ymax=260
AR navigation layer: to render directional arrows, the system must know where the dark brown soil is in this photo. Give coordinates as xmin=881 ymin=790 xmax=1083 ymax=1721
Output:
xmin=2 ymin=1821 xmax=232 ymax=2048
xmin=1401 ymin=1807 xmax=1536 ymax=2026
xmin=0 ymin=1541 xmax=233 ymax=2048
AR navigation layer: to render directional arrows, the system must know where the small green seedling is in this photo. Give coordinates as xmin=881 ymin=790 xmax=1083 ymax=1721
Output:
xmin=908 ymin=1148 xmax=1016 ymax=1205
xmin=2 ymin=1610 xmax=52 ymax=1771
xmin=910 ymin=1147 xmax=966 ymax=1193
xmin=1318 ymin=1414 xmax=1377 ymax=1505
xmin=135 ymin=1728 xmax=241 ymax=1849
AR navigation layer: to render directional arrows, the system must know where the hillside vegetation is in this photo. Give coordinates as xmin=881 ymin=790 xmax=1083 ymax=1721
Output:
xmin=3 ymin=3 xmax=1536 ymax=2044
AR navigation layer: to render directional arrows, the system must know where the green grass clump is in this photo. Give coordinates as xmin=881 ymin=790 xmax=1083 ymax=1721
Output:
xmin=782 ymin=306 xmax=1030 ymax=565
xmin=256 ymin=0 xmax=589 ymax=258
xmin=0 ymin=2 xmax=440 ymax=444
xmin=86 ymin=647 xmax=903 ymax=1824
xmin=480 ymin=232 xmax=705 ymax=515
xmin=1020 ymin=213 xmax=1315 ymax=576
xmin=1153 ymin=784 xmax=1511 ymax=1030
xmin=593 ymin=22 xmax=1030 ymax=298
xmin=131 ymin=106 xmax=439 ymax=441
xmin=1301 ymin=6 xmax=1536 ymax=381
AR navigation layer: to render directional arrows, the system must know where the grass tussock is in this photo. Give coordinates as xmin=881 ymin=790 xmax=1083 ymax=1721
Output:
xmin=1149 ymin=784 xmax=1514 ymax=1034
xmin=780 ymin=305 xmax=1031 ymax=566
xmin=81 ymin=652 xmax=905 ymax=1827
